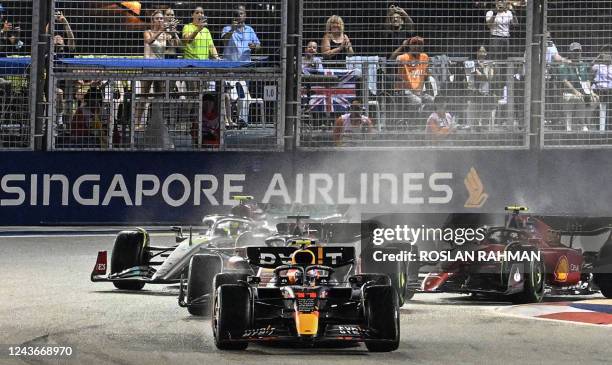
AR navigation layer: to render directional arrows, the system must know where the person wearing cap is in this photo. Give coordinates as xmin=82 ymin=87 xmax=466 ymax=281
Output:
xmin=333 ymin=99 xmax=375 ymax=146
xmin=559 ymin=42 xmax=598 ymax=132
xmin=394 ymin=36 xmax=433 ymax=125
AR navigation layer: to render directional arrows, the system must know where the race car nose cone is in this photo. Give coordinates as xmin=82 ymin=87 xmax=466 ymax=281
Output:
xmin=295 ymin=312 xmax=319 ymax=336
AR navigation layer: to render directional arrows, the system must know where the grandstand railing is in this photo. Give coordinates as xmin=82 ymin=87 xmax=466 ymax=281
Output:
xmin=46 ymin=0 xmax=284 ymax=151
xmin=1 ymin=0 xmax=612 ymax=151
xmin=297 ymin=0 xmax=531 ymax=150
xmin=0 ymin=0 xmax=34 ymax=150
xmin=540 ymin=0 xmax=612 ymax=148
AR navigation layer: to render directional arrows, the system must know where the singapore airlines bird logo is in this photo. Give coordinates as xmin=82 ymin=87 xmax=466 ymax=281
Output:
xmin=464 ymin=167 xmax=488 ymax=208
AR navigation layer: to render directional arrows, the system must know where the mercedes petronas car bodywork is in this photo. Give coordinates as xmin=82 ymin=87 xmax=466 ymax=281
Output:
xmin=90 ymin=215 xmax=268 ymax=290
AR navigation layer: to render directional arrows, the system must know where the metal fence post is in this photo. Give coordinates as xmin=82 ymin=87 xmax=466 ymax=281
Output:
xmin=29 ymin=0 xmax=49 ymax=150
xmin=283 ymin=0 xmax=298 ymax=151
xmin=528 ymin=0 xmax=545 ymax=150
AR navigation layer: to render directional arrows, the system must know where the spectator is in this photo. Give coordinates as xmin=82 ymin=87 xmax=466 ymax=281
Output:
xmin=486 ymin=0 xmax=517 ymax=103
xmin=48 ymin=11 xmax=76 ymax=127
xmin=70 ymin=85 xmax=108 ymax=148
xmin=485 ymin=0 xmax=517 ymax=61
xmin=162 ymin=7 xmax=180 ymax=59
xmin=544 ymin=32 xmax=569 ymax=65
xmin=192 ymin=94 xmax=220 ymax=147
xmin=384 ymin=4 xmax=414 ymax=60
xmin=302 ymin=41 xmax=323 ymax=74
xmin=592 ymin=45 xmax=612 ymax=130
xmin=333 ymin=100 xmax=374 ymax=146
xmin=51 ymin=11 xmax=75 ymax=57
xmin=321 ymin=15 xmax=354 ymax=68
xmin=0 ymin=6 xmax=23 ymax=58
xmin=426 ymin=100 xmax=457 ymax=136
xmin=543 ymin=32 xmax=570 ymax=128
xmin=182 ymin=7 xmax=219 ymax=60
xmin=465 ymin=46 xmax=495 ymax=127
xmin=395 ymin=36 xmax=433 ymax=108
xmin=137 ymin=9 xmax=179 ymax=124
xmin=221 ymin=5 xmax=260 ymax=62
xmin=559 ymin=42 xmax=598 ymax=132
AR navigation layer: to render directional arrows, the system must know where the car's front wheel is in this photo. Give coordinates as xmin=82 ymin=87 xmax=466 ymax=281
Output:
xmin=364 ymin=285 xmax=400 ymax=352
xmin=110 ymin=230 xmax=149 ymax=290
xmin=511 ymin=252 xmax=545 ymax=304
xmin=213 ymin=285 xmax=250 ymax=350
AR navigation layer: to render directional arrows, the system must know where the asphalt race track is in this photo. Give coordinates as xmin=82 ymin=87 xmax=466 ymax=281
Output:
xmin=1 ymin=233 xmax=611 ymax=365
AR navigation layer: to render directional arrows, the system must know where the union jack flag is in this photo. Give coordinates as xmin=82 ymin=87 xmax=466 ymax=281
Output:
xmin=305 ymin=68 xmax=357 ymax=114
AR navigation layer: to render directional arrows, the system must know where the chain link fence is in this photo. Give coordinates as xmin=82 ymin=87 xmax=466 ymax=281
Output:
xmin=0 ymin=0 xmax=33 ymax=149
xmin=46 ymin=0 xmax=283 ymax=151
xmin=542 ymin=0 xmax=612 ymax=148
xmin=3 ymin=1 xmax=612 ymax=151
xmin=298 ymin=0 xmax=529 ymax=149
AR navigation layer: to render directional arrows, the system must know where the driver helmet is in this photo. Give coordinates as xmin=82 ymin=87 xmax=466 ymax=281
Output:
xmin=286 ymin=269 xmax=302 ymax=285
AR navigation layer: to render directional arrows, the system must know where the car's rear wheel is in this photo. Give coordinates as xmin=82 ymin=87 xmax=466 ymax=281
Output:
xmin=361 ymin=247 xmax=408 ymax=306
xmin=594 ymin=238 xmax=612 ymax=298
xmin=364 ymin=285 xmax=400 ymax=352
xmin=186 ymin=254 xmax=223 ymax=316
xmin=213 ymin=285 xmax=250 ymax=350
xmin=511 ymin=252 xmax=545 ymax=304
xmin=214 ymin=272 xmax=250 ymax=291
xmin=110 ymin=230 xmax=149 ymax=290
xmin=595 ymin=274 xmax=612 ymax=298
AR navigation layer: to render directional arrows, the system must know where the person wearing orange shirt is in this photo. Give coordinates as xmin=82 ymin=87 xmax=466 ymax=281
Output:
xmin=395 ymin=36 xmax=433 ymax=107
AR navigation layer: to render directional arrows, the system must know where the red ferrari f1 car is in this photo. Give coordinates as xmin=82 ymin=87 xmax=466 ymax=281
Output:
xmin=421 ymin=206 xmax=612 ymax=303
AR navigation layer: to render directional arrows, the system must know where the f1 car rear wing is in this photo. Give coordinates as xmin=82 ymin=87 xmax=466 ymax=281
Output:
xmin=246 ymin=246 xmax=355 ymax=269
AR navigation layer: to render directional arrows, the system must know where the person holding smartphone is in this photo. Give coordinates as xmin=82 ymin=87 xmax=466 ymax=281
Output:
xmin=182 ymin=6 xmax=218 ymax=60
xmin=0 ymin=5 xmax=23 ymax=57
xmin=221 ymin=4 xmax=260 ymax=62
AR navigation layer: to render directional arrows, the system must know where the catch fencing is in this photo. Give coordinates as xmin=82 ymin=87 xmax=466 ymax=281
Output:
xmin=297 ymin=0 xmax=530 ymax=149
xmin=0 ymin=1 xmax=611 ymax=151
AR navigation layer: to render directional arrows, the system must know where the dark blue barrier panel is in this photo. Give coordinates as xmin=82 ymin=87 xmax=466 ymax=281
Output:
xmin=0 ymin=151 xmax=610 ymax=225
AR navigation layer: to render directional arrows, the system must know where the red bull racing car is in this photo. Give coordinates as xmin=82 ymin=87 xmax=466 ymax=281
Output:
xmin=421 ymin=206 xmax=612 ymax=303
xmin=210 ymin=241 xmax=400 ymax=352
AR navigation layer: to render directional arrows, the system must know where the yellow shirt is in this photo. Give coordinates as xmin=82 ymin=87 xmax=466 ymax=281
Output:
xmin=182 ymin=24 xmax=215 ymax=60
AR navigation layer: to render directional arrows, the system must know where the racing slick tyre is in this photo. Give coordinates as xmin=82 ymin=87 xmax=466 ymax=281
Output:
xmin=213 ymin=285 xmax=250 ymax=350
xmin=510 ymin=251 xmax=545 ymax=304
xmin=110 ymin=230 xmax=149 ymax=290
xmin=361 ymin=247 xmax=409 ymax=306
xmin=595 ymin=273 xmax=612 ymax=299
xmin=186 ymin=254 xmax=223 ymax=316
xmin=595 ymin=274 xmax=612 ymax=298
xmin=213 ymin=272 xmax=250 ymax=291
xmin=364 ymin=285 xmax=400 ymax=352
xmin=594 ymin=239 xmax=612 ymax=298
